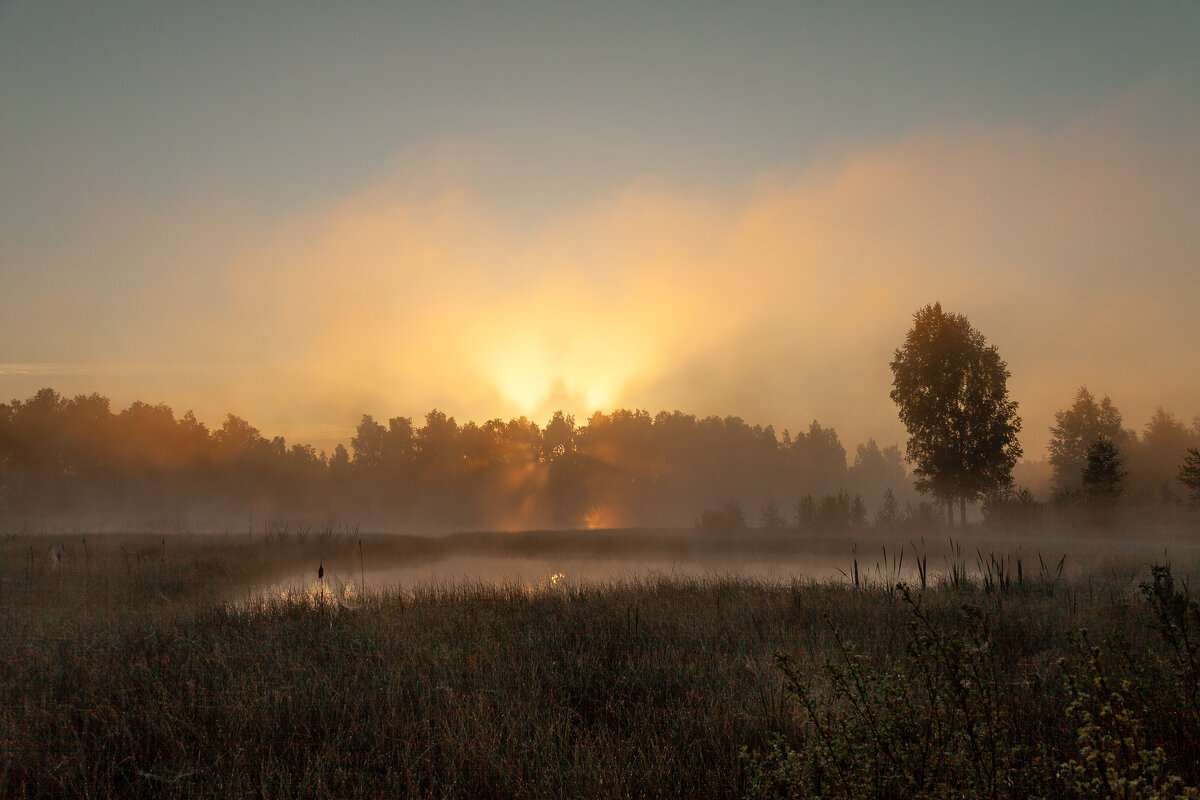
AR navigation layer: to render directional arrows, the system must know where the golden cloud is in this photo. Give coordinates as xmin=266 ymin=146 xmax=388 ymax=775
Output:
xmin=8 ymin=123 xmax=1196 ymax=458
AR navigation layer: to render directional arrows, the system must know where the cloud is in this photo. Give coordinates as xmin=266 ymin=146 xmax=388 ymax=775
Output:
xmin=3 ymin=121 xmax=1197 ymax=457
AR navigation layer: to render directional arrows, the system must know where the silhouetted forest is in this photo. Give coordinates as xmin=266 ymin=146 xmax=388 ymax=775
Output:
xmin=0 ymin=388 xmax=908 ymax=531
xmin=1 ymin=386 xmax=1197 ymax=532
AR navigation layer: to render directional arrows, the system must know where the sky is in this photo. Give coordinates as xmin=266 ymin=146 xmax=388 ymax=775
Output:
xmin=1 ymin=1 xmax=1198 ymax=458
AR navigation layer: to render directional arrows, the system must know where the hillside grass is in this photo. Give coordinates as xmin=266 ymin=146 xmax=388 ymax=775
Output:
xmin=0 ymin=531 xmax=1198 ymax=798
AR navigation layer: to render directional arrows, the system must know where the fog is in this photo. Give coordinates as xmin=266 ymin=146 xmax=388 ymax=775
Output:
xmin=3 ymin=378 xmax=1199 ymax=538
xmin=212 ymin=525 xmax=1200 ymax=606
xmin=3 ymin=113 xmax=1198 ymax=460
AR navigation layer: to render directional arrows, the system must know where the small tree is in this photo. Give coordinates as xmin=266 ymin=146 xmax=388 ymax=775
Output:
xmin=876 ymin=488 xmax=900 ymax=529
xmin=795 ymin=495 xmax=817 ymax=530
xmin=890 ymin=303 xmax=1023 ymax=525
xmin=981 ymin=483 xmax=1039 ymax=527
xmin=759 ymin=496 xmax=786 ymax=531
xmin=849 ymin=493 xmax=868 ymax=528
xmin=1081 ymin=437 xmax=1126 ymax=502
xmin=697 ymin=498 xmax=746 ymax=534
xmin=817 ymin=490 xmax=853 ymax=530
xmin=1178 ymin=448 xmax=1200 ymax=505
xmin=1047 ymin=387 xmax=1125 ymax=496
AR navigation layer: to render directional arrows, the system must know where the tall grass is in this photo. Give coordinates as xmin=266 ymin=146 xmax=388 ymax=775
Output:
xmin=0 ymin=532 xmax=1196 ymax=798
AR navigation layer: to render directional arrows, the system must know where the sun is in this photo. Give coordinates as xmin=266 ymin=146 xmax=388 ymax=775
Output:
xmin=472 ymin=327 xmax=629 ymax=420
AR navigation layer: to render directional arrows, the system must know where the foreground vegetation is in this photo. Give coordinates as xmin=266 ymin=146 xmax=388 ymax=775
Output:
xmin=1 ymin=532 xmax=1198 ymax=798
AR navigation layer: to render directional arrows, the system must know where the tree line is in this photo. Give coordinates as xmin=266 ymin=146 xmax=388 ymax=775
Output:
xmin=3 ymin=303 xmax=1198 ymax=532
xmin=1046 ymin=388 xmax=1200 ymax=502
xmin=0 ymin=388 xmax=909 ymax=531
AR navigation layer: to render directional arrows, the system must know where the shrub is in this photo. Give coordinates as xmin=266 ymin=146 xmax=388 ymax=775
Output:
xmin=696 ymin=498 xmax=746 ymax=533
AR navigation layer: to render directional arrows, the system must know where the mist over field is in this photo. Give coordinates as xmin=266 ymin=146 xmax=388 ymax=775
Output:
xmin=1 ymin=383 xmax=1198 ymax=538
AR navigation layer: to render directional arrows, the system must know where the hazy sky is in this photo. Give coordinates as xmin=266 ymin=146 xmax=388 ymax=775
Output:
xmin=2 ymin=1 xmax=1198 ymax=456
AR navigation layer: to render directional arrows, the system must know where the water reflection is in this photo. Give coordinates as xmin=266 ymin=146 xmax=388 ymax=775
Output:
xmin=250 ymin=550 xmax=915 ymax=604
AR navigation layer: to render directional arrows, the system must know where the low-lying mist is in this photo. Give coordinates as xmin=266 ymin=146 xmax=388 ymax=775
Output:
xmin=4 ymin=385 xmax=1199 ymax=537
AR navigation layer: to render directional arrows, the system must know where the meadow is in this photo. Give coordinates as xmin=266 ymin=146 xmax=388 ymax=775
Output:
xmin=1 ymin=528 xmax=1198 ymax=799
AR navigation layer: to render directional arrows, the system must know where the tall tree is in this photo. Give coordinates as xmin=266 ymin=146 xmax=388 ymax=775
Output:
xmin=350 ymin=414 xmax=386 ymax=470
xmin=541 ymin=411 xmax=577 ymax=462
xmin=1047 ymin=387 xmax=1125 ymax=495
xmin=790 ymin=420 xmax=847 ymax=495
xmin=890 ymin=303 xmax=1022 ymax=524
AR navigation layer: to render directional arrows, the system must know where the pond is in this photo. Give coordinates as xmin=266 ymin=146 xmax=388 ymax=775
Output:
xmin=238 ymin=524 xmax=1200 ymax=605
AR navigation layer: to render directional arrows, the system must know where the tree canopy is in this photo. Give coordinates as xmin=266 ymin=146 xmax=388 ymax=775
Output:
xmin=889 ymin=302 xmax=1022 ymax=523
xmin=1081 ymin=436 xmax=1126 ymax=502
xmin=0 ymin=387 xmax=914 ymax=531
xmin=1047 ymin=387 xmax=1126 ymax=495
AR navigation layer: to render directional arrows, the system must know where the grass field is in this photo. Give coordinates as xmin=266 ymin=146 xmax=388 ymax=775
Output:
xmin=1 ymin=529 xmax=1198 ymax=798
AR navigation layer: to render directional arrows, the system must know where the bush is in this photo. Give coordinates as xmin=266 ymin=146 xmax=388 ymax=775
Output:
xmin=795 ymin=490 xmax=868 ymax=531
xmin=746 ymin=567 xmax=1200 ymax=800
xmin=759 ymin=497 xmax=787 ymax=531
xmin=981 ymin=483 xmax=1040 ymax=526
xmin=696 ymin=498 xmax=746 ymax=533
xmin=746 ymin=589 xmax=1033 ymax=799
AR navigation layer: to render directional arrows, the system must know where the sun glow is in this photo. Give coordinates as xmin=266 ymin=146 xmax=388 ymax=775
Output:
xmin=469 ymin=316 xmax=652 ymax=421
xmin=108 ymin=123 xmax=1196 ymax=461
xmin=582 ymin=505 xmax=618 ymax=530
xmin=484 ymin=358 xmax=622 ymax=420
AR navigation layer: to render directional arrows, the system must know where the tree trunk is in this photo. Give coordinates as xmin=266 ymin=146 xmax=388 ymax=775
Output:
xmin=959 ymin=497 xmax=967 ymax=527
xmin=946 ymin=499 xmax=954 ymax=527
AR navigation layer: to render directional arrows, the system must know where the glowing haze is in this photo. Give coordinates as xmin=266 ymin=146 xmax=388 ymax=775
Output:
xmin=2 ymin=3 xmax=1198 ymax=456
